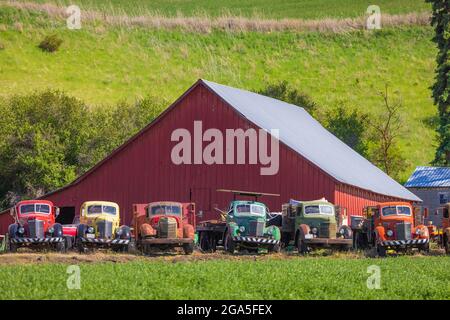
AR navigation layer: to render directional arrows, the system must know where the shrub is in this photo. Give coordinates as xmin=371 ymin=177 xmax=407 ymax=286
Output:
xmin=38 ymin=34 xmax=63 ymax=52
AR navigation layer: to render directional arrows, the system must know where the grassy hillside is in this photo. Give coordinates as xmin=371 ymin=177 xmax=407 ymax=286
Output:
xmin=0 ymin=255 xmax=449 ymax=299
xmin=0 ymin=3 xmax=437 ymax=181
xmin=25 ymin=0 xmax=431 ymax=19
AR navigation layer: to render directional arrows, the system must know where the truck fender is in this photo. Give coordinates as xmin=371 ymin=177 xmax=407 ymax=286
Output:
xmin=8 ymin=224 xmax=19 ymax=238
xmin=296 ymin=224 xmax=311 ymax=243
xmin=183 ymin=224 xmax=195 ymax=239
xmin=266 ymin=225 xmax=281 ymax=240
xmin=140 ymin=223 xmax=156 ymax=237
xmin=52 ymin=223 xmax=63 ymax=238
xmin=117 ymin=225 xmax=132 ymax=239
xmin=414 ymin=224 xmax=429 ymax=239
xmin=374 ymin=225 xmax=386 ymax=242
xmin=76 ymin=224 xmax=87 ymax=238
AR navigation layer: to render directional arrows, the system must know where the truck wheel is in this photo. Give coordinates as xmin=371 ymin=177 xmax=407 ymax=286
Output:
xmin=65 ymin=237 xmax=73 ymax=251
xmin=199 ymin=232 xmax=211 ymax=253
xmin=269 ymin=243 xmax=281 ymax=253
xmin=183 ymin=243 xmax=194 ymax=255
xmin=56 ymin=240 xmax=66 ymax=253
xmin=76 ymin=239 xmax=87 ymax=254
xmin=444 ymin=236 xmax=449 ymax=255
xmin=8 ymin=240 xmax=17 ymax=253
xmin=376 ymin=243 xmax=387 ymax=257
xmin=296 ymin=237 xmax=308 ymax=254
xmin=224 ymin=233 xmax=235 ymax=254
xmin=126 ymin=240 xmax=137 ymax=254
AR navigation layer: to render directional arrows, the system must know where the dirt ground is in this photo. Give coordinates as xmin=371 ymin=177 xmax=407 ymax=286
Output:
xmin=0 ymin=246 xmax=444 ymax=265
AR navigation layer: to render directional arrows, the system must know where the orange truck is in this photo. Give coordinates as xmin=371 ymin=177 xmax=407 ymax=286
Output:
xmin=132 ymin=201 xmax=196 ymax=255
xmin=351 ymin=202 xmax=430 ymax=257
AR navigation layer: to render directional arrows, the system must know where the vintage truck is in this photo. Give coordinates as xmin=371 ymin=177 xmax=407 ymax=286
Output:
xmin=196 ymin=190 xmax=281 ymax=253
xmin=281 ymin=199 xmax=352 ymax=253
xmin=75 ymin=201 xmax=132 ymax=253
xmin=132 ymin=201 xmax=196 ymax=254
xmin=6 ymin=200 xmax=68 ymax=252
xmin=351 ymin=202 xmax=430 ymax=256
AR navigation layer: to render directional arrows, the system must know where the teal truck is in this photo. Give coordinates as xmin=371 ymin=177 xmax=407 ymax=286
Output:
xmin=281 ymin=199 xmax=352 ymax=253
xmin=196 ymin=189 xmax=281 ymax=253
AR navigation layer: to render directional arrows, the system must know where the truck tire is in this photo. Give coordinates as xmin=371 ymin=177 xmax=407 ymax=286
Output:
xmin=296 ymin=236 xmax=308 ymax=254
xmin=65 ymin=236 xmax=73 ymax=251
xmin=376 ymin=243 xmax=387 ymax=257
xmin=444 ymin=234 xmax=449 ymax=255
xmin=183 ymin=243 xmax=194 ymax=255
xmin=126 ymin=240 xmax=137 ymax=254
xmin=8 ymin=238 xmax=17 ymax=253
xmin=56 ymin=240 xmax=66 ymax=253
xmin=224 ymin=233 xmax=235 ymax=254
xmin=199 ymin=232 xmax=211 ymax=252
xmin=269 ymin=243 xmax=281 ymax=253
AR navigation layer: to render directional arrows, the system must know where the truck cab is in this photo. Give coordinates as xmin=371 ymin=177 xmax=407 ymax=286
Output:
xmin=75 ymin=201 xmax=132 ymax=252
xmin=7 ymin=200 xmax=66 ymax=252
xmin=282 ymin=199 xmax=352 ymax=253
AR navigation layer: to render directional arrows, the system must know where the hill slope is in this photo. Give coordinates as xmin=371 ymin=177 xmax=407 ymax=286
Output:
xmin=0 ymin=3 xmax=437 ymax=181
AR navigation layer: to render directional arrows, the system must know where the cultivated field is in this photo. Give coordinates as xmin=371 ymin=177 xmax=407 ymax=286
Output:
xmin=0 ymin=251 xmax=449 ymax=299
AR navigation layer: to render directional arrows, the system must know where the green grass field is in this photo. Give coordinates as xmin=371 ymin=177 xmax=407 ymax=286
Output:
xmin=24 ymin=0 xmax=431 ymax=19
xmin=0 ymin=255 xmax=449 ymax=299
xmin=0 ymin=3 xmax=437 ymax=180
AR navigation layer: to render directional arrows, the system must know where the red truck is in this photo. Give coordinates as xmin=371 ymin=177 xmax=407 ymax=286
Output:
xmin=7 ymin=200 xmax=73 ymax=252
xmin=132 ymin=201 xmax=196 ymax=254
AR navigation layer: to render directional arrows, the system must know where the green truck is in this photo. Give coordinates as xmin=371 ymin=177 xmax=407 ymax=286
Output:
xmin=281 ymin=199 xmax=352 ymax=253
xmin=196 ymin=189 xmax=281 ymax=253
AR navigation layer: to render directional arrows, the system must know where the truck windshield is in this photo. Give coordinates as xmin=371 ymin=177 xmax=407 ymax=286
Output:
xmin=87 ymin=205 xmax=117 ymax=215
xmin=150 ymin=205 xmax=181 ymax=215
xmin=382 ymin=206 xmax=411 ymax=216
xmin=235 ymin=204 xmax=265 ymax=217
xmin=304 ymin=205 xmax=334 ymax=216
xmin=20 ymin=204 xmax=50 ymax=214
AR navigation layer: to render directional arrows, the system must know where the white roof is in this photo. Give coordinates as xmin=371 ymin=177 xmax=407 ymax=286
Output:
xmin=202 ymin=79 xmax=421 ymax=202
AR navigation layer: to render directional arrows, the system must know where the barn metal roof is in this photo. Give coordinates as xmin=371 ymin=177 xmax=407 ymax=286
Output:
xmin=405 ymin=166 xmax=450 ymax=188
xmin=202 ymin=79 xmax=421 ymax=202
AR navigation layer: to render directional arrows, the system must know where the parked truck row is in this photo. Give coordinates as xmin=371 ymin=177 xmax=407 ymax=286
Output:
xmin=3 ymin=189 xmax=450 ymax=257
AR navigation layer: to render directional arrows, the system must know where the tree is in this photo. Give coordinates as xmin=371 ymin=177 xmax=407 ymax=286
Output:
xmin=258 ymin=81 xmax=318 ymax=115
xmin=325 ymin=106 xmax=369 ymax=157
xmin=426 ymin=0 xmax=450 ymax=165
xmin=367 ymin=85 xmax=406 ymax=180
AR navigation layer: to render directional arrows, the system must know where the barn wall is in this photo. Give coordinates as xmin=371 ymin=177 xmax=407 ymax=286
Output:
xmin=406 ymin=187 xmax=449 ymax=227
xmin=41 ymin=83 xmax=337 ymax=225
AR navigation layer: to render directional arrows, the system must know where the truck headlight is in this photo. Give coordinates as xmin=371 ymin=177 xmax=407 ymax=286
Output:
xmin=239 ymin=226 xmax=245 ymax=232
xmin=18 ymin=227 xmax=25 ymax=234
xmin=116 ymin=228 xmax=123 ymax=236
xmin=311 ymin=227 xmax=318 ymax=234
xmin=415 ymin=228 xmax=421 ymax=235
xmin=87 ymin=227 xmax=95 ymax=233
xmin=386 ymin=229 xmax=393 ymax=237
xmin=48 ymin=227 xmax=54 ymax=234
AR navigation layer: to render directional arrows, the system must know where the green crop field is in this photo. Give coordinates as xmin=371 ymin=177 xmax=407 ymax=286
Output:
xmin=0 ymin=255 xmax=449 ymax=299
xmin=23 ymin=0 xmax=431 ymax=19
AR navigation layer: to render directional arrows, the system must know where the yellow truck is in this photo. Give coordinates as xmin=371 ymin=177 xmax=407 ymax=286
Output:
xmin=75 ymin=201 xmax=133 ymax=253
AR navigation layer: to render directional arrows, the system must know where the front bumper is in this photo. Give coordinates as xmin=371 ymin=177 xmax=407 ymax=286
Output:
xmin=232 ymin=236 xmax=279 ymax=245
xmin=80 ymin=237 xmax=130 ymax=245
xmin=139 ymin=238 xmax=193 ymax=245
xmin=380 ymin=239 xmax=429 ymax=247
xmin=303 ymin=238 xmax=352 ymax=246
xmin=11 ymin=237 xmax=64 ymax=244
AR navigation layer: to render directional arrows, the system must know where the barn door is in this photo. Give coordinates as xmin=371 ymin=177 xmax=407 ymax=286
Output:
xmin=189 ymin=187 xmax=212 ymax=221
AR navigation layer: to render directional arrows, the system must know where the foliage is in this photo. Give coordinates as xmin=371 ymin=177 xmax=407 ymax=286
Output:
xmin=0 ymin=256 xmax=448 ymax=299
xmin=0 ymin=91 xmax=166 ymax=209
xmin=38 ymin=34 xmax=63 ymax=52
xmin=325 ymin=106 xmax=369 ymax=157
xmin=258 ymin=81 xmax=318 ymax=116
xmin=426 ymin=0 xmax=450 ymax=165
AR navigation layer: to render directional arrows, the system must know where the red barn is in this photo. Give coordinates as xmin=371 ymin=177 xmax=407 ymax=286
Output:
xmin=0 ymin=79 xmax=420 ymax=232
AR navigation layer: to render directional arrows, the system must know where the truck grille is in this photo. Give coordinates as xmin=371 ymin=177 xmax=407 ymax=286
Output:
xmin=396 ymin=222 xmax=411 ymax=240
xmin=248 ymin=220 xmax=264 ymax=237
xmin=28 ymin=220 xmax=44 ymax=238
xmin=319 ymin=222 xmax=336 ymax=239
xmin=159 ymin=217 xmax=177 ymax=238
xmin=97 ymin=220 xmax=113 ymax=239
